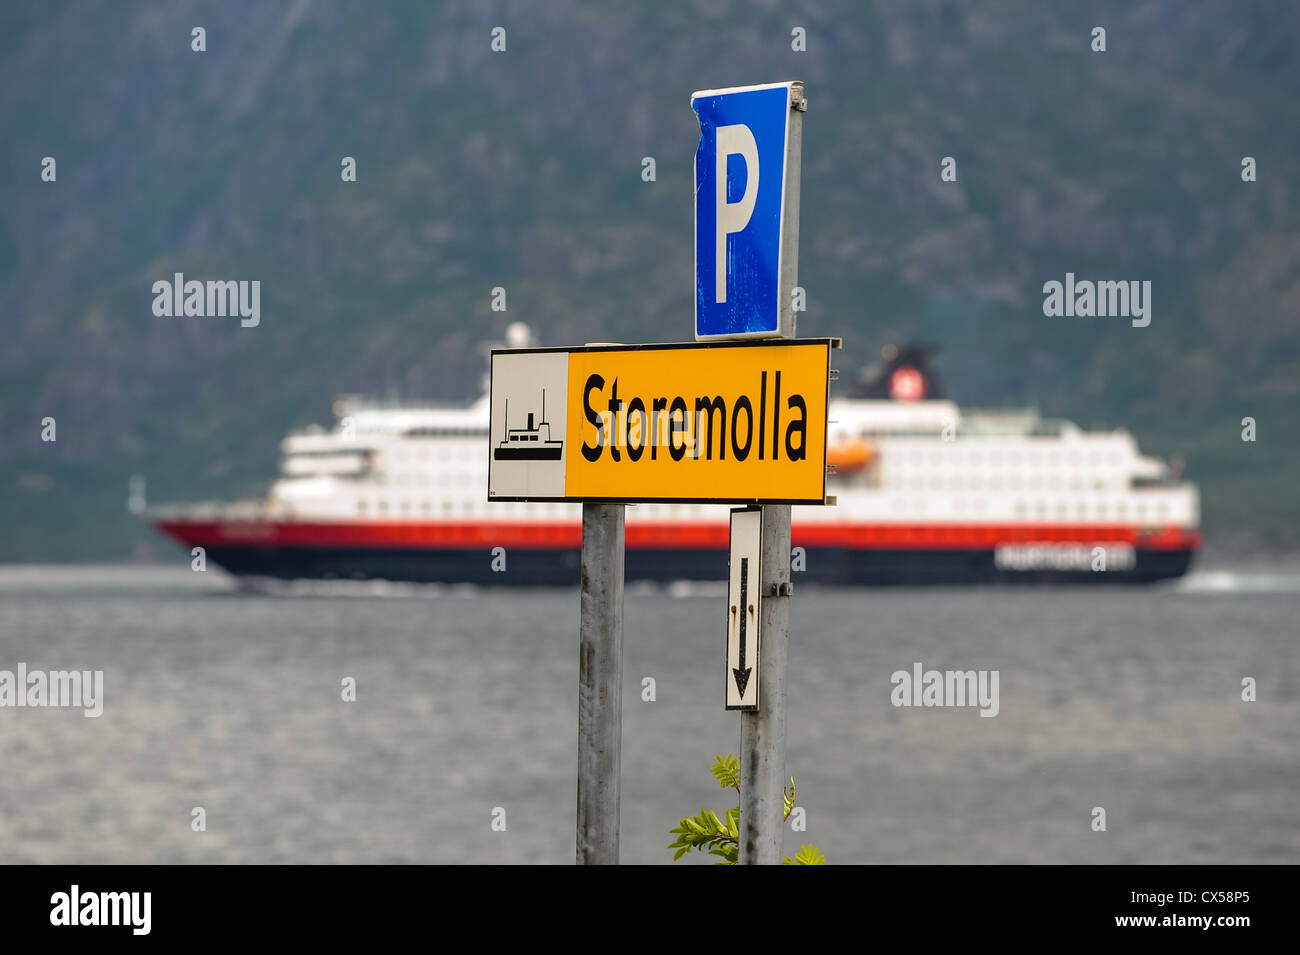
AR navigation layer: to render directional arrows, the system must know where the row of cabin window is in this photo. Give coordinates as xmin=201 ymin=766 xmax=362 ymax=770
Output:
xmin=400 ymin=428 xmax=490 ymax=437
xmin=351 ymin=499 xmax=1172 ymax=521
xmin=383 ymin=444 xmax=482 ymax=462
xmin=359 ymin=499 xmax=471 ymax=516
xmin=888 ymin=473 xmax=1130 ymax=491
xmin=893 ymin=499 xmax=1172 ymax=519
xmin=366 ymin=471 xmax=479 ymax=487
xmin=355 ymin=500 xmax=715 ymax=517
xmin=886 ymin=446 xmax=1126 ymax=468
xmin=1012 ymin=499 xmax=1171 ymax=519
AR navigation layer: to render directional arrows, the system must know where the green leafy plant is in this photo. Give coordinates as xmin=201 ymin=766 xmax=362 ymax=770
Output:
xmin=668 ymin=754 xmax=826 ymax=865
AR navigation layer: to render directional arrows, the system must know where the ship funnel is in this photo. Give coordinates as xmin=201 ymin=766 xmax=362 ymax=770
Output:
xmin=849 ymin=342 xmax=946 ymax=401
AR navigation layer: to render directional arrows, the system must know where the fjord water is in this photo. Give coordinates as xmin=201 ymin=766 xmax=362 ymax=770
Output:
xmin=1 ymin=564 xmax=1296 ymax=864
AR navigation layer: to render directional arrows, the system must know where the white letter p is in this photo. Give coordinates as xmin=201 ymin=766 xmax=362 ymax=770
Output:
xmin=715 ymin=123 xmax=759 ymax=304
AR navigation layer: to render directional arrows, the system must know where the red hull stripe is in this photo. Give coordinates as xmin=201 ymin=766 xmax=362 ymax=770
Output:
xmin=156 ymin=520 xmax=1202 ymax=552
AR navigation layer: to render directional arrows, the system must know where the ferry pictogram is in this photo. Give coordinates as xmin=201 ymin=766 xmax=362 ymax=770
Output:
xmin=494 ymin=393 xmax=564 ymax=461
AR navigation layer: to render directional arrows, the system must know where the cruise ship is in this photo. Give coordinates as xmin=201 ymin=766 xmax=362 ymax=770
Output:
xmin=150 ymin=331 xmax=1200 ymax=586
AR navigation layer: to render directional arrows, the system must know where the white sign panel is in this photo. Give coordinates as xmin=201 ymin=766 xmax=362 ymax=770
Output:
xmin=487 ymin=351 xmax=569 ymax=499
xmin=726 ymin=507 xmax=763 ymax=710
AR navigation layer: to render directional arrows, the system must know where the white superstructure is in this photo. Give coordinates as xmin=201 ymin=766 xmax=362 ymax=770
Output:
xmin=268 ymin=392 xmax=1198 ymax=532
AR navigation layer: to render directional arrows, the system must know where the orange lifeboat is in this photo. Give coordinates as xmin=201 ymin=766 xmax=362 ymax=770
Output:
xmin=827 ymin=437 xmax=873 ymax=473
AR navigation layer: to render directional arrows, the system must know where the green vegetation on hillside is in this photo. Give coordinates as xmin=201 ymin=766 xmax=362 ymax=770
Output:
xmin=1 ymin=1 xmax=1297 ymax=560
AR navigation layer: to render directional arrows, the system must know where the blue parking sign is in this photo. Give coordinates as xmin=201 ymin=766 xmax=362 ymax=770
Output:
xmin=692 ymin=82 xmax=803 ymax=340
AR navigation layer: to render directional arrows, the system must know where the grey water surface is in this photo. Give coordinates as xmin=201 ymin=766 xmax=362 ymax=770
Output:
xmin=1 ymin=564 xmax=1296 ymax=864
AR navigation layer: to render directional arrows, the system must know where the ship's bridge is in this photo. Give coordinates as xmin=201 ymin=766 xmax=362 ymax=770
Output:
xmin=828 ymin=398 xmax=961 ymax=438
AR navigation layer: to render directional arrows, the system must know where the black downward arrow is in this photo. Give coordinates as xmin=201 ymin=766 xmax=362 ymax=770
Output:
xmin=732 ymin=557 xmax=753 ymax=697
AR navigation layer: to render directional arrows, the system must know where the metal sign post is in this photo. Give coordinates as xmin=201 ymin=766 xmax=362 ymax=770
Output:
xmin=576 ymin=502 xmax=624 ymax=864
xmin=691 ymin=80 xmax=806 ymax=864
xmin=740 ymin=503 xmax=791 ymax=863
xmin=487 ymin=80 xmax=819 ymax=866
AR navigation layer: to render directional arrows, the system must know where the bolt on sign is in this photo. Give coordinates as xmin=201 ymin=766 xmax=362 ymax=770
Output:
xmin=488 ymin=339 xmax=834 ymax=504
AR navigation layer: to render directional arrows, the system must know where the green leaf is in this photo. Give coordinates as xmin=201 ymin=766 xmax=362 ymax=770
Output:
xmin=670 ymin=756 xmax=810 ymax=864
xmin=793 ymin=844 xmax=826 ymax=865
xmin=709 ymin=753 xmax=742 ymax=791
xmin=725 ymin=807 xmax=739 ymax=839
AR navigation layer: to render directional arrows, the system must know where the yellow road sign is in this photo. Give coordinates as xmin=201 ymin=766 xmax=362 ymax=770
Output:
xmin=489 ymin=339 xmax=834 ymax=503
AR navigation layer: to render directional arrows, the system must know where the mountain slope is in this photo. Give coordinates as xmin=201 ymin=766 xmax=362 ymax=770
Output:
xmin=1 ymin=0 xmax=1297 ymax=560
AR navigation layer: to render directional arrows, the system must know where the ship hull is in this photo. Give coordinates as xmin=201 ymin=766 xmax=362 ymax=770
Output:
xmin=158 ymin=519 xmax=1198 ymax=586
xmin=200 ymin=544 xmax=1194 ymax=586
